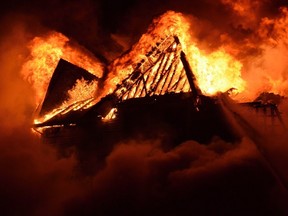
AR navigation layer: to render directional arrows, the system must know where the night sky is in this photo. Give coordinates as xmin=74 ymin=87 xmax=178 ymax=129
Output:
xmin=1 ymin=0 xmax=286 ymax=60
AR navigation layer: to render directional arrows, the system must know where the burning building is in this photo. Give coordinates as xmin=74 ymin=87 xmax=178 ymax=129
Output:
xmin=33 ymin=36 xmax=239 ymax=148
xmin=2 ymin=1 xmax=288 ymax=216
xmin=30 ymin=12 xmax=285 ymax=161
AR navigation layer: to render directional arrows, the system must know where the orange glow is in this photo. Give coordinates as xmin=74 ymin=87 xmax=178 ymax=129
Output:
xmin=104 ymin=11 xmax=245 ymax=99
xmin=21 ymin=32 xmax=66 ymax=107
xmin=188 ymin=48 xmax=244 ymax=95
xmin=234 ymin=6 xmax=288 ymax=101
xmin=33 ymin=79 xmax=97 ymax=124
xmin=221 ymin=0 xmax=260 ymax=16
xmin=27 ymin=7 xmax=288 ymax=124
xmin=21 ymin=31 xmax=104 ymax=107
xmin=220 ymin=0 xmax=262 ymax=27
xmin=30 ymin=11 xmax=248 ymax=125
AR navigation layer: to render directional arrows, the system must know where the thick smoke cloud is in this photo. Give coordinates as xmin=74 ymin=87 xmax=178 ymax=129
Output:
xmin=1 ymin=0 xmax=288 ymax=215
xmin=0 ymin=17 xmax=86 ymax=216
xmin=62 ymin=138 xmax=286 ymax=216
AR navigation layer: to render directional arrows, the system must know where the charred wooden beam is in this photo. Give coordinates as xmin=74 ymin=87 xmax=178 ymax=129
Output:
xmin=180 ymin=51 xmax=202 ymax=97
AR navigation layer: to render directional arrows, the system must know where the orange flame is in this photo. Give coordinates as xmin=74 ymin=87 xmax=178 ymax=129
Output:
xmin=104 ymin=11 xmax=245 ymax=99
xmin=234 ymin=7 xmax=288 ymax=101
xmin=21 ymin=31 xmax=104 ymax=107
xmin=33 ymin=78 xmax=97 ymax=124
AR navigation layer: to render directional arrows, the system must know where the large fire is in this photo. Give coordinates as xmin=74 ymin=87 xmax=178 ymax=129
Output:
xmin=20 ymin=9 xmax=288 ymax=123
xmin=106 ymin=11 xmax=245 ymax=97
xmin=2 ymin=1 xmax=288 ymax=215
xmin=21 ymin=32 xmax=104 ymax=108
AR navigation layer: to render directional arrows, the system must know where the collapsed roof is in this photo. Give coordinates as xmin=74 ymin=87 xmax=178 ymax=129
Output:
xmin=32 ymin=34 xmax=286 ymax=148
xmin=34 ymin=35 xmax=203 ymax=126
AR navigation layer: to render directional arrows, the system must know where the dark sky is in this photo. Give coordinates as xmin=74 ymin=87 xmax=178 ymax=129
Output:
xmin=1 ymin=0 xmax=287 ymax=60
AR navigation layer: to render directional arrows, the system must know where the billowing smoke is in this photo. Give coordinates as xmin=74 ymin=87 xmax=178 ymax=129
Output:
xmin=61 ymin=138 xmax=280 ymax=216
xmin=0 ymin=15 xmax=85 ymax=216
xmin=1 ymin=0 xmax=288 ymax=215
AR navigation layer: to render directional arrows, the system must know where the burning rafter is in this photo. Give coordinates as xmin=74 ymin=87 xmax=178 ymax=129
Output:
xmin=113 ymin=35 xmax=200 ymax=102
xmin=33 ymin=34 xmax=285 ymax=136
xmin=34 ymin=35 xmax=202 ymax=126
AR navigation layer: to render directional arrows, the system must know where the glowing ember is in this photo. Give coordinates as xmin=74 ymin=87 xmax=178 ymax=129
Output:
xmin=102 ymin=108 xmax=117 ymax=121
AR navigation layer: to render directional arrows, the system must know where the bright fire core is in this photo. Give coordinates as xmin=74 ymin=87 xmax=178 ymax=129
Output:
xmin=21 ymin=10 xmax=288 ymax=124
